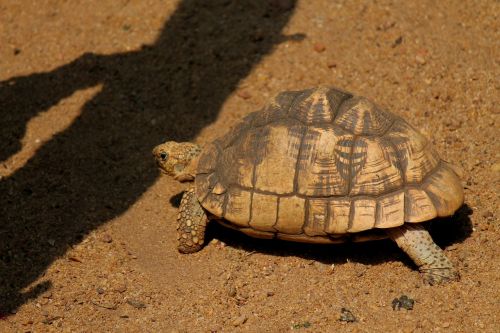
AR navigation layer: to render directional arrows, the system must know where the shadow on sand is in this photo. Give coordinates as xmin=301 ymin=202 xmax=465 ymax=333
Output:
xmin=0 ymin=0 xmax=297 ymax=313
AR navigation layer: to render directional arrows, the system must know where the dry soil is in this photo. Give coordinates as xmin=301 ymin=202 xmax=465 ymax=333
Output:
xmin=1 ymin=0 xmax=499 ymax=332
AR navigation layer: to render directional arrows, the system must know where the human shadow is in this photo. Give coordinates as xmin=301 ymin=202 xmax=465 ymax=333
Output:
xmin=0 ymin=0 xmax=297 ymax=313
xmin=210 ymin=204 xmax=473 ymax=269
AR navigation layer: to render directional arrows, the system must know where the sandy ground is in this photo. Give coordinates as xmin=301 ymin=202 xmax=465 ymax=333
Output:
xmin=1 ymin=0 xmax=499 ymax=332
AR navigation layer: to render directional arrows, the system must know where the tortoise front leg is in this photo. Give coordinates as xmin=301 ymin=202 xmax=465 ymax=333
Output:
xmin=386 ymin=223 xmax=459 ymax=285
xmin=176 ymin=186 xmax=208 ymax=253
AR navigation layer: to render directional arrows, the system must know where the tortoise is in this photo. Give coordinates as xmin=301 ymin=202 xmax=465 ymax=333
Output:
xmin=152 ymin=87 xmax=464 ymax=284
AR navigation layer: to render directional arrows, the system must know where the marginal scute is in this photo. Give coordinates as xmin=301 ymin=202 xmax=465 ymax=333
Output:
xmin=224 ymin=187 xmax=251 ymax=227
xmin=249 ymin=193 xmax=278 ymax=232
xmin=423 ymin=164 xmax=464 ymax=217
xmin=326 ymin=199 xmax=351 ymax=233
xmin=275 ymin=196 xmax=306 ymax=234
xmin=335 ymin=96 xmax=394 ymax=135
xmin=296 ymin=126 xmax=349 ymax=196
xmin=376 ymin=191 xmax=405 ymax=228
xmin=304 ymin=199 xmax=328 ymax=236
xmin=349 ymin=137 xmax=404 ymax=196
xmin=383 ymin=120 xmax=440 ymax=183
xmin=404 ymin=188 xmax=437 ymax=222
xmin=253 ymin=122 xmax=303 ymax=194
xmin=349 ymin=199 xmax=377 ymax=232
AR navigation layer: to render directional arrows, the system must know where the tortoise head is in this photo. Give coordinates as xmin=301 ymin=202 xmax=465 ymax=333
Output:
xmin=152 ymin=141 xmax=201 ymax=181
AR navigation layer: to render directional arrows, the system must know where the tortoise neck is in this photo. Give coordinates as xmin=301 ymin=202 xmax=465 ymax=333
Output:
xmin=174 ymin=144 xmax=201 ymax=183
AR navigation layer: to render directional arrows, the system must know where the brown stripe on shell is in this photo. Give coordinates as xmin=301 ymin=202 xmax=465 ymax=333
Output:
xmin=296 ymin=126 xmax=349 ymax=196
xmin=326 ymin=87 xmax=353 ymax=121
xmin=303 ymin=199 xmax=328 ymax=236
xmin=224 ymin=187 xmax=252 ymax=227
xmin=325 ymin=198 xmax=351 ymax=233
xmin=333 ymin=134 xmax=356 ymax=186
xmin=249 ymin=192 xmax=278 ymax=232
xmin=290 ymin=87 xmax=336 ymax=124
xmin=349 ymin=137 xmax=404 ymax=196
xmin=375 ymin=191 xmax=405 ymax=228
xmin=334 ymin=96 xmax=394 ymax=135
xmin=404 ymin=188 xmax=437 ymax=222
xmin=383 ymin=120 xmax=440 ymax=184
xmin=423 ymin=164 xmax=464 ymax=217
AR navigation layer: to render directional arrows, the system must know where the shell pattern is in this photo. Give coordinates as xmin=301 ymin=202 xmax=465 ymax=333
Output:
xmin=195 ymin=87 xmax=464 ymax=243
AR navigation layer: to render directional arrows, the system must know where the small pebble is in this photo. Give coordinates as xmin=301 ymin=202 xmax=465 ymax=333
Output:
xmin=327 ymin=61 xmax=337 ymax=68
xmin=339 ymin=308 xmax=356 ymax=322
xmin=127 ymin=299 xmax=146 ymax=309
xmin=313 ymin=43 xmax=326 ymax=53
xmin=292 ymin=322 xmax=311 ymax=329
xmin=392 ymin=36 xmax=403 ymax=47
xmin=392 ymin=295 xmax=415 ymax=311
xmin=415 ymin=54 xmax=426 ymax=64
xmin=227 ymin=285 xmax=237 ymax=297
xmin=442 ymin=322 xmax=450 ymax=328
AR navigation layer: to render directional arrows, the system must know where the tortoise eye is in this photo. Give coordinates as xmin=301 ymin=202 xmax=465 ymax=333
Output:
xmin=160 ymin=152 xmax=169 ymax=161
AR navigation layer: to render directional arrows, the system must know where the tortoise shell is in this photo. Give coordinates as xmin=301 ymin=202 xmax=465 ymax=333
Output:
xmin=195 ymin=87 xmax=464 ymax=243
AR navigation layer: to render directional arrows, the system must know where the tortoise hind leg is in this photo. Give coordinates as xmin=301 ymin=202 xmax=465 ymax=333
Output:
xmin=386 ymin=223 xmax=459 ymax=285
xmin=176 ymin=186 xmax=208 ymax=253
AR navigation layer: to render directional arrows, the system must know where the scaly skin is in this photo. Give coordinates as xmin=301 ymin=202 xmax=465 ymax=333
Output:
xmin=176 ymin=186 xmax=208 ymax=253
xmin=152 ymin=141 xmax=201 ymax=182
xmin=387 ymin=223 xmax=459 ymax=285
